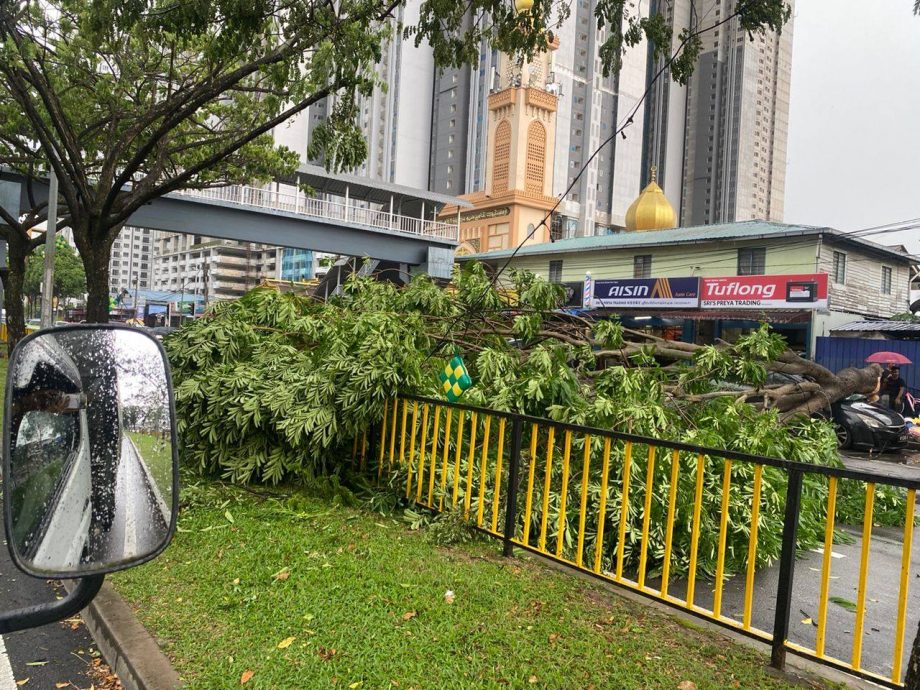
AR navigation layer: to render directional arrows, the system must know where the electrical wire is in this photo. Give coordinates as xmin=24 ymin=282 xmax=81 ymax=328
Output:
xmin=425 ymin=7 xmax=749 ymax=361
xmin=845 ymin=217 xmax=920 ymax=238
xmin=476 ymin=237 xmax=917 ymax=281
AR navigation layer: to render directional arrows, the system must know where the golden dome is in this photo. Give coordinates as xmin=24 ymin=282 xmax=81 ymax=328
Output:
xmin=515 ymin=0 xmax=534 ymax=12
xmin=625 ymin=166 xmax=676 ymax=232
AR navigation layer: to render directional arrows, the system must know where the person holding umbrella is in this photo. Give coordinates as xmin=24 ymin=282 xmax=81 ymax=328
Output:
xmin=865 ymin=352 xmax=912 ymax=413
xmin=881 ymin=366 xmax=907 ymax=412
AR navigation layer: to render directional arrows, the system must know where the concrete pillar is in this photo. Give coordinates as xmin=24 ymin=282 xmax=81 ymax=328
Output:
xmin=0 ymin=181 xmax=21 ymax=311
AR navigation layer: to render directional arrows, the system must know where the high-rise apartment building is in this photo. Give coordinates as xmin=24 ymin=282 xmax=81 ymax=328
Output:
xmin=265 ymin=0 xmax=437 ymax=278
xmin=151 ymin=233 xmax=279 ymax=302
xmin=275 ymin=0 xmax=433 ymax=188
xmin=429 ymin=4 xmax=650 ymax=236
xmin=431 ymin=0 xmax=791 ymax=236
xmin=108 ymin=226 xmax=153 ymax=296
xmin=644 ymin=0 xmax=793 ymax=226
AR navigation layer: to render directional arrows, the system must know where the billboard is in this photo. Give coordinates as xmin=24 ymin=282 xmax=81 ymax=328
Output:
xmin=592 ymin=277 xmax=700 ymax=308
xmin=700 ymin=273 xmax=828 ymax=310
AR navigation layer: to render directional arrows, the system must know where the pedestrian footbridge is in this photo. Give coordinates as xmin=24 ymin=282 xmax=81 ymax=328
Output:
xmin=1 ymin=164 xmax=470 ymax=271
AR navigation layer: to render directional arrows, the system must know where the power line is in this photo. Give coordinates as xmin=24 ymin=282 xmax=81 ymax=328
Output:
xmin=427 ymin=9 xmax=748 ymax=361
xmin=845 ymin=217 xmax=920 ymax=238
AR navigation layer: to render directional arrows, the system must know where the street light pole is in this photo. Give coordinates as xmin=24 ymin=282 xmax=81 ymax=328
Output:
xmin=40 ymin=170 xmax=58 ymax=328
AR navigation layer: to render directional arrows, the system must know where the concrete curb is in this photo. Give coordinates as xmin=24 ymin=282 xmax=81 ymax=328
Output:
xmin=64 ymin=579 xmax=182 ymax=690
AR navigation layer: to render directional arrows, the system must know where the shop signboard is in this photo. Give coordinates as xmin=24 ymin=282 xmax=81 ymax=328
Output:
xmin=176 ymin=300 xmax=195 ymax=315
xmin=592 ymin=277 xmax=700 ymax=308
xmin=700 ymin=273 xmax=828 ymax=310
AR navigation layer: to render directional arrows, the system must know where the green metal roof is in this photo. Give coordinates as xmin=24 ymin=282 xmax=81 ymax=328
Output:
xmin=461 ymin=220 xmax=917 ymax=263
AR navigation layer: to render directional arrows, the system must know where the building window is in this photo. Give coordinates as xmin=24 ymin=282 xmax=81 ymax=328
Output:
xmin=832 ymin=251 xmax=847 ymax=284
xmin=492 ymin=120 xmax=512 ymax=193
xmin=525 ymin=121 xmax=546 ymax=193
xmin=633 ymin=255 xmax=652 ymax=279
xmin=881 ymin=266 xmax=892 ymax=295
xmin=548 ymin=260 xmax=563 ymax=283
xmin=737 ymin=247 xmax=766 ymax=275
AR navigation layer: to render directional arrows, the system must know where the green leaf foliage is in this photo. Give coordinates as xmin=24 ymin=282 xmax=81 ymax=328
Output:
xmin=22 ymin=238 xmax=86 ymax=300
xmin=165 ymin=263 xmax=903 ymax=580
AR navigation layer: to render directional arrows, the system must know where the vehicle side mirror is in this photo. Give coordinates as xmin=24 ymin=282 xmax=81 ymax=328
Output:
xmin=4 ymin=325 xmax=178 ymax=578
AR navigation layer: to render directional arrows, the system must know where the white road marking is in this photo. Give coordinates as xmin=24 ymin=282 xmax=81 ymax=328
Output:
xmin=121 ymin=439 xmax=138 ymax=558
xmin=0 ymin=635 xmax=19 ymax=690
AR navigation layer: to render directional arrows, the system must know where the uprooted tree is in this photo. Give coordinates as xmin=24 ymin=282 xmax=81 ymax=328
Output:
xmin=165 ymin=264 xmax=904 ymax=583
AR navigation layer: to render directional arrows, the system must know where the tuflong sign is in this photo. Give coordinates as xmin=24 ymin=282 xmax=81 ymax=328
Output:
xmin=700 ymin=274 xmax=828 ymax=310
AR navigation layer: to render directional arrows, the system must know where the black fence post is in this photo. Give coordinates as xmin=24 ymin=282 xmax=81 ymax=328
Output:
xmin=771 ymin=468 xmax=803 ymax=670
xmin=502 ymin=416 xmax=524 ymax=557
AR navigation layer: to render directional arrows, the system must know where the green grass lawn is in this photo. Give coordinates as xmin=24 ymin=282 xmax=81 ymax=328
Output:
xmin=113 ymin=481 xmax=837 ymax=690
xmin=127 ymin=430 xmax=173 ymax=497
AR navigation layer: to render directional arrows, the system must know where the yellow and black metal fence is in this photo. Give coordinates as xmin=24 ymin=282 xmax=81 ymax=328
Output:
xmin=352 ymin=395 xmax=920 ymax=688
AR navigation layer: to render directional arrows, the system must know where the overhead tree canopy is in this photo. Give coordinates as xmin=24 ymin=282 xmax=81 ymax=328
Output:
xmin=0 ymin=0 xmax=791 ymax=344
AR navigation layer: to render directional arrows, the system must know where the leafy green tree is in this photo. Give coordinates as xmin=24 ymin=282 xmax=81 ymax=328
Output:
xmin=22 ymin=236 xmax=86 ymax=319
xmin=0 ymin=0 xmax=791 ymax=346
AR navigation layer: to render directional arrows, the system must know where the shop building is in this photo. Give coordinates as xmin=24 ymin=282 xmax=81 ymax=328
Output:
xmin=460 ymin=216 xmax=916 ymax=356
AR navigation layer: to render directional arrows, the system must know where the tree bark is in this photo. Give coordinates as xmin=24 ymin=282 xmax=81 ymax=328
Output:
xmin=2 ymin=238 xmax=29 ymax=355
xmin=906 ymin=620 xmax=920 ymax=689
xmin=84 ymin=251 xmax=111 ymax=323
xmin=777 ymin=364 xmax=882 ymax=422
xmin=73 ymin=220 xmax=116 ymax=324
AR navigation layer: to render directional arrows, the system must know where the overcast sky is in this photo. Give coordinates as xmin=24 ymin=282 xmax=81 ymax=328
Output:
xmin=784 ymin=0 xmax=920 ymax=256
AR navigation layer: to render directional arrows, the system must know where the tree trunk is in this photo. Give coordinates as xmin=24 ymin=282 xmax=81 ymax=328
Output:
xmin=776 ymin=364 xmax=882 ymax=421
xmin=906 ymin=620 xmax=920 ymax=689
xmin=84 ymin=256 xmax=111 ymax=323
xmin=2 ymin=239 xmax=29 ymax=355
xmin=73 ymin=220 xmax=118 ymax=324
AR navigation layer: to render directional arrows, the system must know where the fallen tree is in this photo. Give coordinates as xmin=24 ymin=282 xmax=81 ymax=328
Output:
xmin=164 ymin=264 xmax=905 ymax=580
xmin=165 ymin=263 xmax=886 ymax=476
xmin=482 ymin=312 xmax=883 ymax=422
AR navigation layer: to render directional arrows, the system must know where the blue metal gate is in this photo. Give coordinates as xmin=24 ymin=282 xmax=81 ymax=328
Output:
xmin=815 ymin=337 xmax=920 ymax=393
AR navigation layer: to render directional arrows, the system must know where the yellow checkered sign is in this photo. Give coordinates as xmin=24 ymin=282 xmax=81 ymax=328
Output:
xmin=438 ymin=355 xmax=472 ymax=402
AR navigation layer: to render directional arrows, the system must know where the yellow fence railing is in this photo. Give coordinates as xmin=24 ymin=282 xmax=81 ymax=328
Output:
xmin=353 ymin=395 xmax=919 ymax=689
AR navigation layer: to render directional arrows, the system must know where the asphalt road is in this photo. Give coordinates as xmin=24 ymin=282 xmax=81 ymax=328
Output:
xmin=0 ymin=510 xmax=104 ymax=689
xmin=93 ymin=436 xmax=169 ymax=566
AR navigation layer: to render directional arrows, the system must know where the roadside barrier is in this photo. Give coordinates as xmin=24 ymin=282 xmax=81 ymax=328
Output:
xmin=353 ymin=395 xmax=920 ymax=688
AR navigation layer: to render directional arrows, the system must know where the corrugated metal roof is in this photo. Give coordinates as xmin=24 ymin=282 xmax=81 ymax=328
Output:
xmin=831 ymin=321 xmax=920 ymax=333
xmin=462 ymin=220 xmax=917 ymax=263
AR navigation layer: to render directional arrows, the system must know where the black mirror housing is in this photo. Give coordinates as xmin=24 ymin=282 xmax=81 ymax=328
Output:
xmin=3 ymin=324 xmax=179 ymax=579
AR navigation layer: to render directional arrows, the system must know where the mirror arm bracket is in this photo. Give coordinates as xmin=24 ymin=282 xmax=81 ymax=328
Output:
xmin=0 ymin=574 xmax=104 ymax=635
